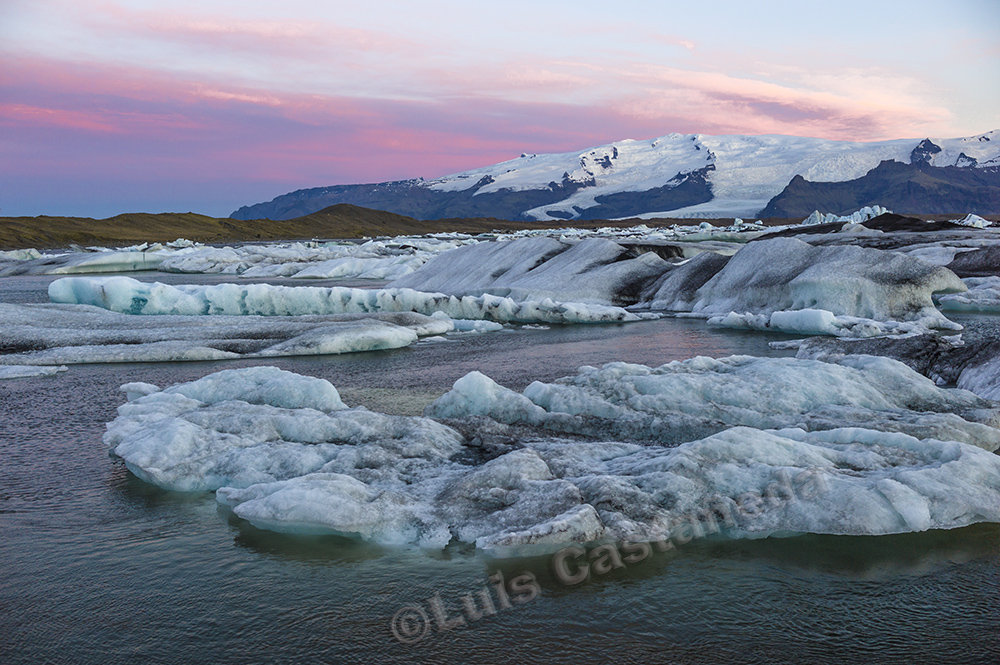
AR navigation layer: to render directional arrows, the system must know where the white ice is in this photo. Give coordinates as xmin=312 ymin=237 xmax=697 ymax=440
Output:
xmin=0 ymin=302 xmax=454 ymax=365
xmin=105 ymin=365 xmax=1000 ymax=554
xmin=639 ymin=237 xmax=965 ymax=335
xmin=938 ymin=277 xmax=1000 ymax=313
xmin=48 ymin=276 xmax=641 ymax=324
xmin=0 ymin=365 xmax=68 ymax=380
xmin=160 ymin=237 xmax=469 ymax=279
xmin=389 ymin=237 xmax=671 ymax=306
xmin=426 ymin=356 xmax=1000 ymax=451
xmin=426 ymin=132 xmax=1000 ymax=220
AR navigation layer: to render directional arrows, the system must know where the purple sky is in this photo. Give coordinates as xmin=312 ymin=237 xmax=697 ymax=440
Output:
xmin=2 ymin=0 xmax=998 ymax=217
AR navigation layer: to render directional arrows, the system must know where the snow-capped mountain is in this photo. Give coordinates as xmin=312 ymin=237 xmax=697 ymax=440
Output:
xmin=231 ymin=130 xmax=1000 ymax=221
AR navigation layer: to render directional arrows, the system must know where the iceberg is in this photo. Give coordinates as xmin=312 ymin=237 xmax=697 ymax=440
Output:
xmin=426 ymin=355 xmax=1000 ymax=451
xmin=105 ymin=366 xmax=1000 ymax=553
xmin=0 ymin=302 xmax=454 ymax=365
xmin=48 ymin=276 xmax=641 ymax=324
xmin=689 ymin=238 xmax=964 ymax=323
xmin=800 ymin=206 xmax=890 ymax=226
xmin=637 ymin=237 xmax=966 ymax=336
xmin=159 ymin=237 xmax=469 ymax=278
xmin=0 ymin=250 xmax=171 ymax=276
xmin=0 ymin=365 xmax=67 ymax=380
xmin=794 ymin=334 xmax=1000 ymax=403
xmin=389 ymin=237 xmax=672 ymax=305
xmin=938 ymin=277 xmax=1000 ymax=313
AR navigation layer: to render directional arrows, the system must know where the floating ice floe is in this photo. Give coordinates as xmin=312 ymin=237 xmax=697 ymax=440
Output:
xmin=0 ymin=365 xmax=67 ymax=380
xmin=426 ymin=355 xmax=1000 ymax=451
xmin=48 ymin=276 xmax=642 ymax=324
xmin=389 ymin=237 xmax=672 ymax=306
xmin=0 ymin=302 xmax=455 ymax=365
xmin=938 ymin=277 xmax=1000 ymax=313
xmin=794 ymin=335 xmax=1000 ymax=402
xmin=0 ymin=236 xmax=471 ymax=279
xmin=800 ymin=206 xmax=890 ymax=226
xmin=636 ymin=237 xmax=965 ymax=336
xmin=0 ymin=250 xmax=175 ymax=276
xmin=949 ymin=213 xmax=993 ymax=229
xmin=0 ymin=248 xmax=43 ymax=261
xmin=706 ymin=310 xmax=936 ymax=338
xmin=105 ymin=365 xmax=1000 ymax=554
xmin=160 ymin=237 xmax=472 ymax=279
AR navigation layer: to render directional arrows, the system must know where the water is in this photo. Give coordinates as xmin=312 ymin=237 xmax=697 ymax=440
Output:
xmin=1 ymin=272 xmax=998 ymax=664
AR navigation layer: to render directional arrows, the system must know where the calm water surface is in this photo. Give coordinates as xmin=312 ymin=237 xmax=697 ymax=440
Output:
xmin=1 ymin=273 xmax=998 ymax=664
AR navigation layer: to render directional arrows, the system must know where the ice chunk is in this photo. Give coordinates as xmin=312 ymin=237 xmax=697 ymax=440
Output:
xmin=0 ymin=248 xmax=42 ymax=261
xmin=158 ymin=238 xmax=469 ymax=278
xmin=801 ymin=206 xmax=890 ymax=226
xmin=708 ymin=309 xmax=934 ymax=338
xmin=946 ymin=246 xmax=1000 ymax=278
xmin=288 ymin=256 xmax=421 ymax=280
xmin=106 ymin=366 xmax=1000 ymax=552
xmin=48 ymin=276 xmax=640 ymax=324
xmin=0 ymin=302 xmax=449 ymax=365
xmin=0 ymin=365 xmax=67 ymax=380
xmin=957 ymin=354 xmax=1000 ymax=401
xmin=795 ymin=334 xmax=1000 ymax=402
xmin=253 ymin=323 xmax=417 ymax=357
xmin=685 ymin=238 xmax=965 ymax=329
xmin=390 ymin=237 xmax=671 ymax=306
xmin=104 ymin=367 xmax=465 ymax=493
xmin=938 ymin=277 xmax=1000 ymax=312
xmin=162 ymin=366 xmax=347 ymax=411
xmin=950 ymin=213 xmax=992 ymax=229
xmin=1 ymin=341 xmax=241 ymax=365
xmin=120 ymin=382 xmax=160 ymax=401
xmin=426 ymin=355 xmax=1000 ymax=450
xmin=216 ymin=474 xmax=452 ymax=545
xmin=0 ymin=251 xmax=171 ymax=276
xmin=636 ymin=252 xmax=731 ymax=311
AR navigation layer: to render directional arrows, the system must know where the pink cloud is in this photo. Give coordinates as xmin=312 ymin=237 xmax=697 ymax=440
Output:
xmin=84 ymin=1 xmax=424 ymax=68
xmin=0 ymin=45 xmax=972 ymax=218
xmin=0 ymin=103 xmax=122 ymax=133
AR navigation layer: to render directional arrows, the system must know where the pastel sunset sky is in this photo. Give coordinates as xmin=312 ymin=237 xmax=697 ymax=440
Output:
xmin=2 ymin=0 xmax=998 ymax=217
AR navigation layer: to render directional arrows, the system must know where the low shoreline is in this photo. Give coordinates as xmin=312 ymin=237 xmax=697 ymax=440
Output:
xmin=1 ymin=203 xmax=995 ymax=251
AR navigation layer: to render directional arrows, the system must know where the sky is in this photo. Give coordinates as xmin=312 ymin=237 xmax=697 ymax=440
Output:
xmin=2 ymin=0 xmax=999 ymax=218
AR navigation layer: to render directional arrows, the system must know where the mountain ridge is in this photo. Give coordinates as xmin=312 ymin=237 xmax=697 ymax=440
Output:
xmin=231 ymin=130 xmax=1000 ymax=222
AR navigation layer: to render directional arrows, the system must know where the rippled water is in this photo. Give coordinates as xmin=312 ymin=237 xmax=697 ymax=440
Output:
xmin=1 ymin=273 xmax=998 ymax=664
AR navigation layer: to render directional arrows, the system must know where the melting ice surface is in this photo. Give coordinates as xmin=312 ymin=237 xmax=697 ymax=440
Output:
xmin=104 ymin=361 xmax=1000 ymax=555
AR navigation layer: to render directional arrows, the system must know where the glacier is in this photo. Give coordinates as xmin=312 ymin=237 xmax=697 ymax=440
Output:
xmin=232 ymin=130 xmax=1000 ymax=222
xmin=104 ymin=364 xmax=1000 ymax=554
